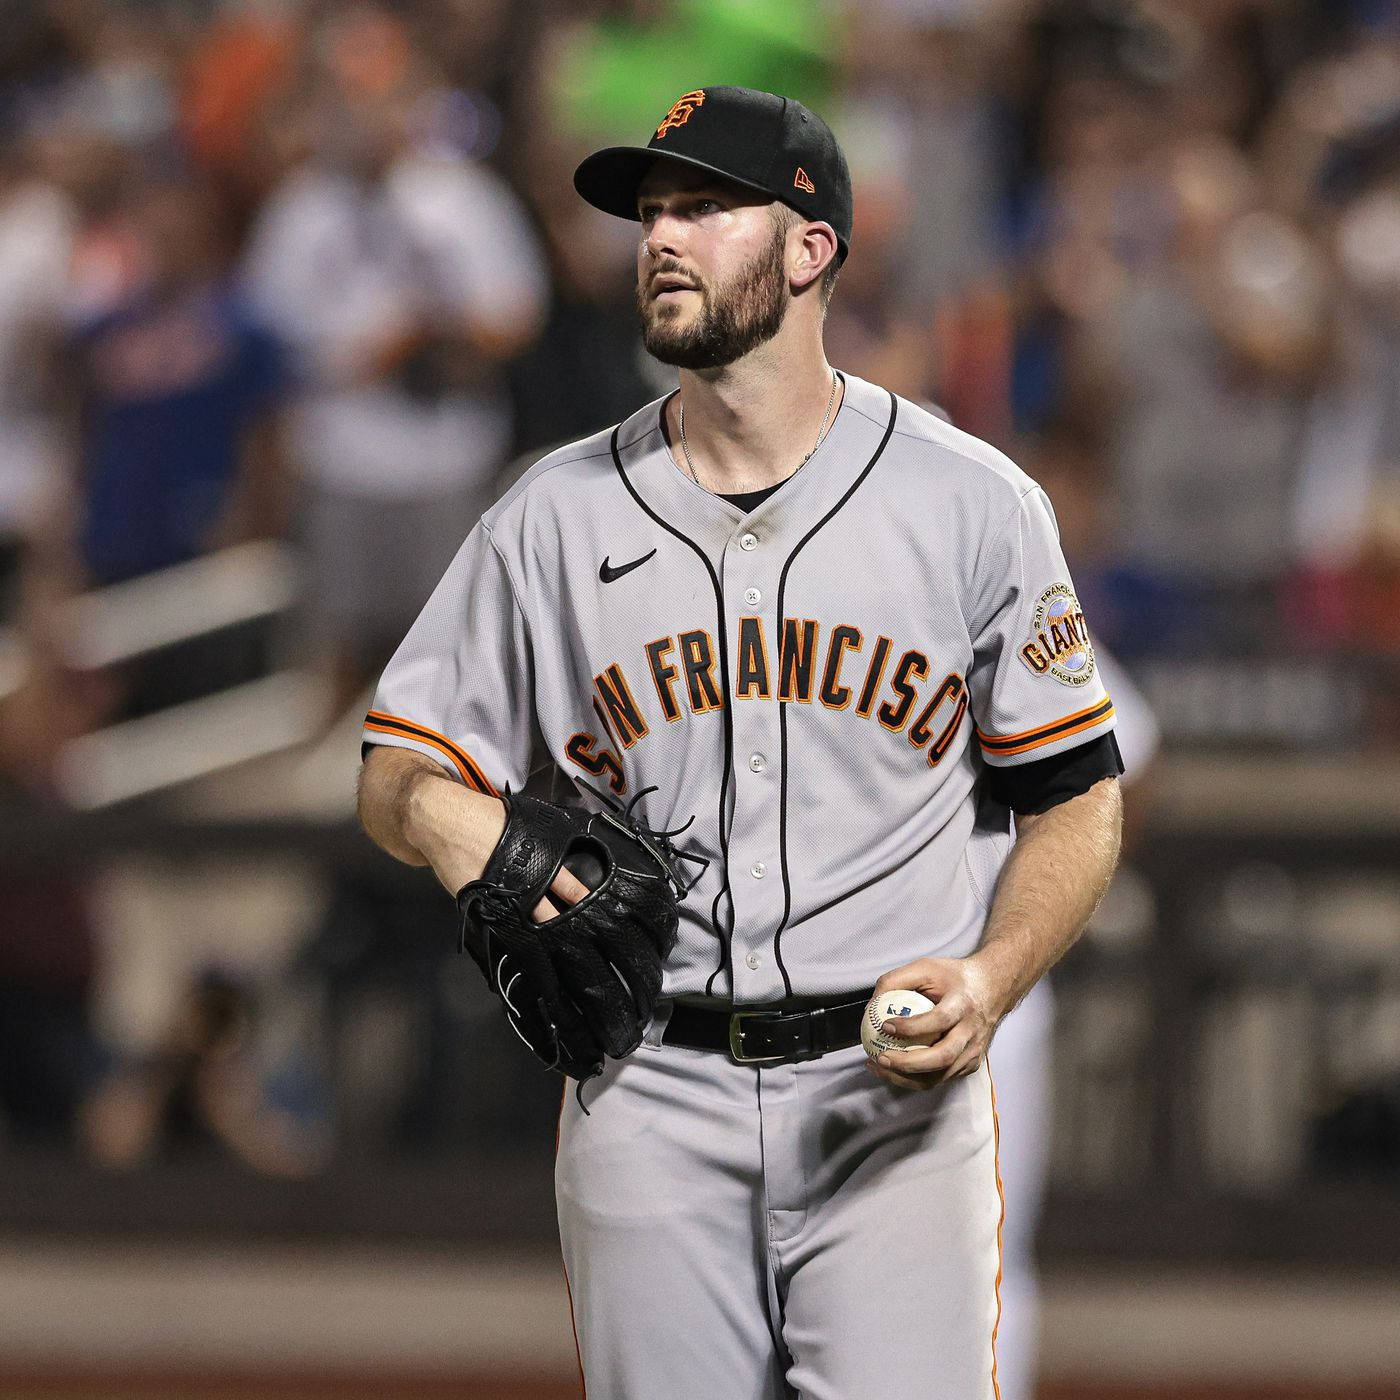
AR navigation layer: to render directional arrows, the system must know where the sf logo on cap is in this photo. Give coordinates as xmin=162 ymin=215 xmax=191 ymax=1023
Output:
xmin=656 ymin=90 xmax=706 ymax=139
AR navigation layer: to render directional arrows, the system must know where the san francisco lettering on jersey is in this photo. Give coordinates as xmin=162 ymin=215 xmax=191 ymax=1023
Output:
xmin=572 ymin=616 xmax=969 ymax=791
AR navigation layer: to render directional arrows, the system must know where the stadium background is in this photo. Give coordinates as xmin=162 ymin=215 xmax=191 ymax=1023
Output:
xmin=1 ymin=0 xmax=1399 ymax=1395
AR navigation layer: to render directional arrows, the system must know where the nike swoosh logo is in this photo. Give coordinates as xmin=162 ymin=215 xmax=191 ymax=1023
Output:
xmin=599 ymin=549 xmax=657 ymax=583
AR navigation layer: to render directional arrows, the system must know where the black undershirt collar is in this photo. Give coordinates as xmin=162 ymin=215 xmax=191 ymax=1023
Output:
xmin=720 ymin=483 xmax=783 ymax=513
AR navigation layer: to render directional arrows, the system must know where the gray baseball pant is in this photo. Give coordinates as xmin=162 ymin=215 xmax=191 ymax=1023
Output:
xmin=556 ymin=1036 xmax=1004 ymax=1399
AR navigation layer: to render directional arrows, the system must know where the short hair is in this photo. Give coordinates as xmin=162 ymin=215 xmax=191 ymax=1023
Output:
xmin=772 ymin=203 xmax=841 ymax=308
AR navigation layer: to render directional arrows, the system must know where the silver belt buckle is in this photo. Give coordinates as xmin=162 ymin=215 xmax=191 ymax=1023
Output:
xmin=728 ymin=1011 xmax=788 ymax=1065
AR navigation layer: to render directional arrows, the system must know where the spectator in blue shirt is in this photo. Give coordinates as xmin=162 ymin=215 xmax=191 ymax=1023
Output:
xmin=70 ymin=173 xmax=286 ymax=586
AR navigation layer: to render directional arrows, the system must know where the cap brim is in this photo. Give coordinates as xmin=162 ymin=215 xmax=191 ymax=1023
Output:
xmin=573 ymin=146 xmax=778 ymax=222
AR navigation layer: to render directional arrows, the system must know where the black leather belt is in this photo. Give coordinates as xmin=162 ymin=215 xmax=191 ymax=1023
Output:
xmin=662 ymin=993 xmax=872 ymax=1064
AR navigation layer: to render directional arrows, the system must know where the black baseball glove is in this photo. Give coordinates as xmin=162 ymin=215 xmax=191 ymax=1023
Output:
xmin=456 ymin=791 xmax=695 ymax=1089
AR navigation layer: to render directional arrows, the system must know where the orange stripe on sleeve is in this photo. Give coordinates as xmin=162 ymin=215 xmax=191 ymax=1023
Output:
xmin=363 ymin=711 xmax=499 ymax=796
xmin=976 ymin=696 xmax=1114 ymax=758
xmin=982 ymin=707 xmax=1116 ymax=758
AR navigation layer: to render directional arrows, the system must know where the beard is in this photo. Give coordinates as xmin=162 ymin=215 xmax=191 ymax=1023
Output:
xmin=637 ymin=228 xmax=789 ymax=370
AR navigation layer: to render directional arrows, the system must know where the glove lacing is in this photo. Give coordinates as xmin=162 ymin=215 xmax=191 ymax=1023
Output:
xmin=581 ymin=781 xmax=711 ymax=898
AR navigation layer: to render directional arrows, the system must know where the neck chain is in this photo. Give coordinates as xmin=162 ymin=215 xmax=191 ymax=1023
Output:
xmin=678 ymin=371 xmax=838 ymax=489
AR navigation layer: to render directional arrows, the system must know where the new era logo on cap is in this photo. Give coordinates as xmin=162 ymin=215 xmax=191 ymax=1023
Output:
xmin=794 ymin=167 xmax=815 ymax=193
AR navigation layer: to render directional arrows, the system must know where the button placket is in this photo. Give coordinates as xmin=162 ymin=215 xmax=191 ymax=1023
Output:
xmin=722 ymin=520 xmax=782 ymax=998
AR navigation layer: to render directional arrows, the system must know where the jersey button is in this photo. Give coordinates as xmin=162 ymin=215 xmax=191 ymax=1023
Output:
xmin=745 ymin=952 xmax=761 ymax=970
xmin=750 ymin=861 xmax=766 ymax=879
xmin=744 ymin=587 xmax=761 ymax=606
xmin=740 ymin=532 xmax=759 ymax=551
xmin=748 ymin=753 xmax=766 ymax=773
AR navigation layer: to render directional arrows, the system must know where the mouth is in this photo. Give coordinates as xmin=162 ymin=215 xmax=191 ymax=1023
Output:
xmin=651 ymin=275 xmax=699 ymax=299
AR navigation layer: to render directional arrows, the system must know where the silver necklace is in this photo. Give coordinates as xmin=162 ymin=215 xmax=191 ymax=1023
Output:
xmin=678 ymin=371 xmax=838 ymax=488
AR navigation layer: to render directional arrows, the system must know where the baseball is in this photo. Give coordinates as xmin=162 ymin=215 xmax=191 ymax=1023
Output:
xmin=861 ymin=989 xmax=937 ymax=1059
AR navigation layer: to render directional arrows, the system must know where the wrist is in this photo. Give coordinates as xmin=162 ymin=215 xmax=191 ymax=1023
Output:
xmin=965 ymin=943 xmax=1025 ymax=1021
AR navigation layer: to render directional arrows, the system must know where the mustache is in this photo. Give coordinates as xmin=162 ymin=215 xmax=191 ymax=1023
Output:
xmin=646 ymin=258 xmax=706 ymax=294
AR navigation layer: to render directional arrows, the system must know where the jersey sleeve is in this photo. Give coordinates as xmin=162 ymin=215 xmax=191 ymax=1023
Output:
xmin=965 ymin=486 xmax=1115 ymax=767
xmin=361 ymin=522 xmax=535 ymax=794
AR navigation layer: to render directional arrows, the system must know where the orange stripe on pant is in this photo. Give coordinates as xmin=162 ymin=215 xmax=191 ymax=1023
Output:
xmin=990 ymin=1065 xmax=1006 ymax=1400
xmin=556 ymin=1086 xmax=587 ymax=1399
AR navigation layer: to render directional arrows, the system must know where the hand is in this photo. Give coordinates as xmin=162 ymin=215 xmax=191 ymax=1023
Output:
xmin=464 ymin=799 xmax=592 ymax=923
xmin=865 ymin=955 xmax=1007 ymax=1090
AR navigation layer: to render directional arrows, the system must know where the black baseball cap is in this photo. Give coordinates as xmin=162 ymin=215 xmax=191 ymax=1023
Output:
xmin=573 ymin=86 xmax=853 ymax=263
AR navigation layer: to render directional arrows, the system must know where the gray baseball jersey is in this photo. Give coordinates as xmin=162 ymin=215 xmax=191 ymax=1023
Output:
xmin=363 ymin=371 xmax=1115 ymax=1004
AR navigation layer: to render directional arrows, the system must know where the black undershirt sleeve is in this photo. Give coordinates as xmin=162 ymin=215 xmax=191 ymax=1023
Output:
xmin=983 ymin=732 xmax=1124 ymax=815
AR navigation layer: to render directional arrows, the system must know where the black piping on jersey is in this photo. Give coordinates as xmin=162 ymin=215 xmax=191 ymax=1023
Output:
xmin=771 ymin=387 xmax=899 ymax=999
xmin=609 ymin=421 xmax=738 ymax=997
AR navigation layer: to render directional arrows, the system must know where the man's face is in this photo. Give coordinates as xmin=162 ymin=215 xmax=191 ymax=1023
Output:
xmin=635 ymin=164 xmax=790 ymax=369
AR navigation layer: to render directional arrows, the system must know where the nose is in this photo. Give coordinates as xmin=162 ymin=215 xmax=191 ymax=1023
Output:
xmin=641 ymin=209 xmax=686 ymax=261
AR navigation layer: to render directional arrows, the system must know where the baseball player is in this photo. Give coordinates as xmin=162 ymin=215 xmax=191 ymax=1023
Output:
xmin=358 ymin=86 xmax=1123 ymax=1399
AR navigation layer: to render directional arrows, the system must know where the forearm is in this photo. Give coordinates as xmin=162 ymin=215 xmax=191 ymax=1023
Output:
xmin=968 ymin=775 xmax=1123 ymax=1017
xmin=357 ymin=746 xmax=506 ymax=893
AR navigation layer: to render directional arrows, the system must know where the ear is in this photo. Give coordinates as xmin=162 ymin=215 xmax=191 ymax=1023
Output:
xmin=789 ymin=221 xmax=838 ymax=293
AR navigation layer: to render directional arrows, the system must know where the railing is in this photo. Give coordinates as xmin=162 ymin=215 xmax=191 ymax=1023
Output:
xmin=0 ymin=541 xmax=330 ymax=807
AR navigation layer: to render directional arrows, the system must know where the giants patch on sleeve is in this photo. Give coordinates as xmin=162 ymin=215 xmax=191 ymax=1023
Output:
xmin=1018 ymin=584 xmax=1096 ymax=686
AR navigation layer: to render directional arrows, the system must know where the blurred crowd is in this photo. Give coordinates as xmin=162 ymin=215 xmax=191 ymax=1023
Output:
xmin=1 ymin=0 xmax=1399 ymax=1169
xmin=0 ymin=0 xmax=1397 ymax=731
